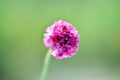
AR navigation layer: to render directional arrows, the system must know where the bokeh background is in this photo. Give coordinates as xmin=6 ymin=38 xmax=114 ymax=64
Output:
xmin=0 ymin=0 xmax=120 ymax=80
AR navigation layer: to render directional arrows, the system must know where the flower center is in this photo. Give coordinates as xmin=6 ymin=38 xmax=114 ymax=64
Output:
xmin=63 ymin=34 xmax=71 ymax=45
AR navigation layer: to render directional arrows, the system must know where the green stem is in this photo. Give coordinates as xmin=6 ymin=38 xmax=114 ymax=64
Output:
xmin=40 ymin=49 xmax=51 ymax=80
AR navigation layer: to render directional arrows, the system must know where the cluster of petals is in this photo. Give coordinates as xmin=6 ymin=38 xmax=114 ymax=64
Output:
xmin=44 ymin=20 xmax=80 ymax=59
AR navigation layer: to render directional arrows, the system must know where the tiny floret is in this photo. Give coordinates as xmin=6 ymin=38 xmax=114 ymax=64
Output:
xmin=44 ymin=20 xmax=80 ymax=59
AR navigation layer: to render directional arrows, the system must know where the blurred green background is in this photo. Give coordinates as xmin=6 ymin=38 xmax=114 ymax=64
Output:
xmin=0 ymin=0 xmax=120 ymax=80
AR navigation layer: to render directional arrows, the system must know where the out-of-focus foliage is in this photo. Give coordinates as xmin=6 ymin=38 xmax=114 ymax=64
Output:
xmin=0 ymin=0 xmax=120 ymax=80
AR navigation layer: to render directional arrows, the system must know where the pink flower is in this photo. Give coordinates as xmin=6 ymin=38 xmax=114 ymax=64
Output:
xmin=43 ymin=20 xmax=80 ymax=59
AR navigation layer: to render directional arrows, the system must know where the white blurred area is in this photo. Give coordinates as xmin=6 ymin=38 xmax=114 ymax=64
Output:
xmin=47 ymin=66 xmax=120 ymax=80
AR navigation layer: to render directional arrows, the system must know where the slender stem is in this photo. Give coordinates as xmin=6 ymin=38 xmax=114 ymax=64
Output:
xmin=40 ymin=49 xmax=51 ymax=80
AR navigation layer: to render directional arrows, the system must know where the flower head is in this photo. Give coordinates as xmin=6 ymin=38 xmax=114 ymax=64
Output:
xmin=44 ymin=20 xmax=80 ymax=59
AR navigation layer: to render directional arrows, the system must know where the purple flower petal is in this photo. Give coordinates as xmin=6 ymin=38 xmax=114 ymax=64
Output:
xmin=44 ymin=20 xmax=80 ymax=59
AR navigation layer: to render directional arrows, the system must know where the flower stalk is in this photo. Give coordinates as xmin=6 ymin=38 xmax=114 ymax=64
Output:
xmin=40 ymin=49 xmax=51 ymax=80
